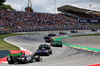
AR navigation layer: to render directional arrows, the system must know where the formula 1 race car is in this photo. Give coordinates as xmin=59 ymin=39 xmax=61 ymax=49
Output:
xmin=7 ymin=52 xmax=42 ymax=64
xmin=70 ymin=30 xmax=78 ymax=33
xmin=39 ymin=44 xmax=52 ymax=54
xmin=35 ymin=48 xmax=50 ymax=56
xmin=45 ymin=38 xmax=53 ymax=43
xmin=59 ymin=31 xmax=66 ymax=34
xmin=44 ymin=36 xmax=51 ymax=39
xmin=48 ymin=33 xmax=56 ymax=36
xmin=51 ymin=41 xmax=62 ymax=47
xmin=91 ymin=29 xmax=97 ymax=31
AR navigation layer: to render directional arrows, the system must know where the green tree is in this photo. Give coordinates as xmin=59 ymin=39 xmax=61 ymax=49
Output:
xmin=25 ymin=7 xmax=33 ymax=12
xmin=0 ymin=4 xmax=14 ymax=10
xmin=0 ymin=0 xmax=6 ymax=5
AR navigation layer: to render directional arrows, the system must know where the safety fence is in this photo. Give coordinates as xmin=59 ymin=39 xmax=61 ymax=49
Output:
xmin=10 ymin=27 xmax=100 ymax=33
xmin=0 ymin=27 xmax=100 ymax=34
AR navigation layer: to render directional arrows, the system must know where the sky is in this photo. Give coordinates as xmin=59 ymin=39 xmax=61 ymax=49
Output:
xmin=4 ymin=0 xmax=100 ymax=13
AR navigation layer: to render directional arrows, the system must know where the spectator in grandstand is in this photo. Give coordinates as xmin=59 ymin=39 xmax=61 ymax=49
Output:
xmin=0 ymin=9 xmax=92 ymax=30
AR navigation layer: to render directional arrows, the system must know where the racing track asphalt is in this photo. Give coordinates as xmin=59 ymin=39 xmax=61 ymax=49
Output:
xmin=1 ymin=30 xmax=100 ymax=66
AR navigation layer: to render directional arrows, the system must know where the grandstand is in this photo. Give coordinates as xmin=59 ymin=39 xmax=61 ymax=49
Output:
xmin=57 ymin=5 xmax=100 ymax=28
xmin=57 ymin=5 xmax=100 ymax=19
xmin=0 ymin=5 xmax=100 ymax=33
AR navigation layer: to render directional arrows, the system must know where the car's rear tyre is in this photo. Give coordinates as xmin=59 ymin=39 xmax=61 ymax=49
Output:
xmin=7 ymin=57 xmax=14 ymax=64
xmin=47 ymin=53 xmax=49 ymax=56
xmin=35 ymin=55 xmax=41 ymax=62
xmin=22 ymin=58 xmax=27 ymax=64
xmin=50 ymin=51 xmax=52 ymax=54
xmin=35 ymin=52 xmax=38 ymax=55
xmin=50 ymin=44 xmax=52 ymax=46
xmin=60 ymin=45 xmax=62 ymax=47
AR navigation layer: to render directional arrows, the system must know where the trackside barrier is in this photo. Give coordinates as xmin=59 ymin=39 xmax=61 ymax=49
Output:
xmin=0 ymin=31 xmax=10 ymax=34
xmin=10 ymin=28 xmax=100 ymax=33
xmin=1 ymin=27 xmax=100 ymax=34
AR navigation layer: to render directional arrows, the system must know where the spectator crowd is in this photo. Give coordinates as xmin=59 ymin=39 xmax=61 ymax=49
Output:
xmin=0 ymin=9 xmax=92 ymax=30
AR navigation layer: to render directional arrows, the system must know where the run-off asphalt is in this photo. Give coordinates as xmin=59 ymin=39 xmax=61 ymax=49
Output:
xmin=2 ymin=32 xmax=100 ymax=66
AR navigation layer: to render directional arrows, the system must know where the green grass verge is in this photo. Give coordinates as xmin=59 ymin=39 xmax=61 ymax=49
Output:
xmin=0 ymin=33 xmax=37 ymax=50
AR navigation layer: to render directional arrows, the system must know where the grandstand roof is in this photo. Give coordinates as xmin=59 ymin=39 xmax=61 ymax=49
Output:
xmin=57 ymin=5 xmax=100 ymax=16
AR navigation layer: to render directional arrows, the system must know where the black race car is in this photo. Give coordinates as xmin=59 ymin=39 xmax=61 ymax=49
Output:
xmin=59 ymin=31 xmax=66 ymax=34
xmin=39 ymin=44 xmax=52 ymax=54
xmin=70 ymin=30 xmax=78 ymax=33
xmin=45 ymin=38 xmax=53 ymax=43
xmin=35 ymin=48 xmax=50 ymax=56
xmin=7 ymin=52 xmax=42 ymax=64
xmin=51 ymin=41 xmax=62 ymax=47
xmin=35 ymin=44 xmax=52 ymax=56
xmin=44 ymin=36 xmax=51 ymax=39
xmin=48 ymin=33 xmax=56 ymax=36
xmin=91 ymin=29 xmax=97 ymax=31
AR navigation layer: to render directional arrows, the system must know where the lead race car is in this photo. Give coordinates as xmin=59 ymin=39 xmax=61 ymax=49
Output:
xmin=7 ymin=52 xmax=42 ymax=64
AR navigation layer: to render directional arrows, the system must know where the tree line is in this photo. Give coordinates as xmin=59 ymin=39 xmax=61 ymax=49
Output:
xmin=0 ymin=0 xmax=14 ymax=10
